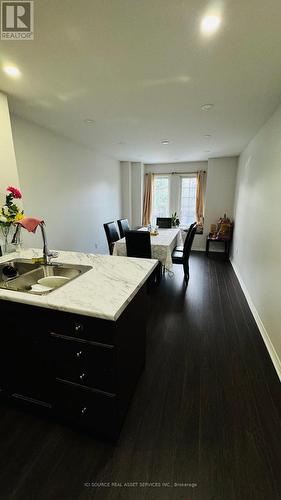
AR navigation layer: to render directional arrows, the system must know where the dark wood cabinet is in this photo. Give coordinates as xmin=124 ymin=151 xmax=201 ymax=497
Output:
xmin=0 ymin=285 xmax=148 ymax=439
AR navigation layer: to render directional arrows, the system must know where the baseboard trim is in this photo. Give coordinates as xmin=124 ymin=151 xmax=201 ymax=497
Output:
xmin=230 ymin=259 xmax=281 ymax=382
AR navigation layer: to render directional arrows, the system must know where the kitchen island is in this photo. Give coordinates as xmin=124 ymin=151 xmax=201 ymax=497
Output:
xmin=0 ymin=249 xmax=157 ymax=439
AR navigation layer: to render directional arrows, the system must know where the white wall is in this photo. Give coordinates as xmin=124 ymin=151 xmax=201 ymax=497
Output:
xmin=0 ymin=93 xmax=21 ymax=206
xmin=144 ymin=159 xmax=238 ymax=250
xmin=232 ymin=103 xmax=281 ymax=378
xmin=120 ymin=161 xmax=132 ymax=225
xmin=120 ymin=161 xmax=144 ymax=228
xmin=11 ymin=115 xmax=122 ymax=254
xmin=204 ymin=157 xmax=238 ymax=250
xmin=144 ymin=161 xmax=207 ymax=176
xmin=131 ymin=162 xmax=144 ymax=227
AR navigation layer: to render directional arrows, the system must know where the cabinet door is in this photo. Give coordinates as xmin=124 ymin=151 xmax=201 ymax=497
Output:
xmin=0 ymin=316 xmax=54 ymax=404
xmin=0 ymin=332 xmax=14 ymax=392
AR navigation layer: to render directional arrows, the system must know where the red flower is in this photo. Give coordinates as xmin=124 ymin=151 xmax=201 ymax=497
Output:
xmin=7 ymin=186 xmax=22 ymax=199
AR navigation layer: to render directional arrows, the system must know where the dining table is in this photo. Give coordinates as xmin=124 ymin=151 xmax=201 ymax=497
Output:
xmin=113 ymin=227 xmax=185 ymax=270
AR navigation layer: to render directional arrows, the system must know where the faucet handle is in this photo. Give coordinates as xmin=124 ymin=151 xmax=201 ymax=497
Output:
xmin=49 ymin=251 xmax=59 ymax=258
xmin=46 ymin=250 xmax=59 ymax=265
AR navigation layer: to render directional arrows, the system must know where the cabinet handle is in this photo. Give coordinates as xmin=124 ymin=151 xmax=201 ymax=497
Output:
xmin=74 ymin=323 xmax=83 ymax=334
xmin=76 ymin=351 xmax=83 ymax=359
xmin=81 ymin=406 xmax=87 ymax=416
xmin=79 ymin=373 xmax=86 ymax=381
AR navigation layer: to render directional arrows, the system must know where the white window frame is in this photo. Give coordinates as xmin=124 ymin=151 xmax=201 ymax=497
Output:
xmin=178 ymin=174 xmax=197 ymax=225
xmin=152 ymin=174 xmax=171 ymax=224
xmin=149 ymin=172 xmax=200 ymax=227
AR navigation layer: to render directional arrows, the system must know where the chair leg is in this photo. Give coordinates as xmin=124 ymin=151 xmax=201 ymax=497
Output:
xmin=183 ymin=262 xmax=189 ymax=282
xmin=156 ymin=261 xmax=162 ymax=284
xmin=184 ymin=270 xmax=189 ymax=282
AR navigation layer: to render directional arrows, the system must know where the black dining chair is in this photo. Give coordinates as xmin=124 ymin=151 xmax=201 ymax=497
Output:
xmin=103 ymin=221 xmax=120 ymax=255
xmin=156 ymin=217 xmax=172 ymax=228
xmin=125 ymin=230 xmax=162 ymax=283
xmin=174 ymin=221 xmax=197 ymax=252
xmin=125 ymin=230 xmax=151 ymax=258
xmin=172 ymin=224 xmax=197 ymax=281
xmin=117 ymin=218 xmax=130 ymax=238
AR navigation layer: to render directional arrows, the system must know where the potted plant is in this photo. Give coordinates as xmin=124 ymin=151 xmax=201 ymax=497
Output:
xmin=0 ymin=186 xmax=24 ymax=253
xmin=171 ymin=212 xmax=180 ymax=227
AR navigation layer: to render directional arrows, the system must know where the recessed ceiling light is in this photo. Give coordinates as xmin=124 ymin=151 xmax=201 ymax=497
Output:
xmin=204 ymin=134 xmax=211 ymax=138
xmin=201 ymin=104 xmax=214 ymax=111
xmin=201 ymin=15 xmax=221 ymax=35
xmin=84 ymin=118 xmax=95 ymax=125
xmin=161 ymin=140 xmax=170 ymax=145
xmin=3 ymin=65 xmax=21 ymax=78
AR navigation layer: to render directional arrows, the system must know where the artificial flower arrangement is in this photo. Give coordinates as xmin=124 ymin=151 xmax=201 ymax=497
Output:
xmin=0 ymin=186 xmax=24 ymax=224
xmin=0 ymin=186 xmax=24 ymax=252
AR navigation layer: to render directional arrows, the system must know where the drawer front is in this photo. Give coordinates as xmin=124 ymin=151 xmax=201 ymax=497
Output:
xmin=54 ymin=381 xmax=121 ymax=438
xmin=50 ymin=335 xmax=116 ymax=393
xmin=47 ymin=310 xmax=116 ymax=344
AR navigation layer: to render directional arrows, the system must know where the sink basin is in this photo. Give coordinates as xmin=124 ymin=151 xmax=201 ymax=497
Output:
xmin=0 ymin=259 xmax=92 ymax=295
xmin=0 ymin=259 xmax=41 ymax=277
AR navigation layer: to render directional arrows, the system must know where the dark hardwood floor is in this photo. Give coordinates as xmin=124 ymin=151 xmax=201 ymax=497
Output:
xmin=0 ymin=252 xmax=280 ymax=500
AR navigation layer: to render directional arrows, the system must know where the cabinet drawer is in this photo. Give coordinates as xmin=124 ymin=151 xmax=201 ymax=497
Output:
xmin=50 ymin=335 xmax=116 ymax=393
xmin=54 ymin=381 xmax=121 ymax=438
xmin=47 ymin=310 xmax=116 ymax=344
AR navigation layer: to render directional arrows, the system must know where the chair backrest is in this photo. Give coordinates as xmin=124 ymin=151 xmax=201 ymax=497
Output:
xmin=156 ymin=217 xmax=172 ymax=228
xmin=117 ymin=218 xmax=130 ymax=238
xmin=183 ymin=224 xmax=197 ymax=262
xmin=125 ymin=230 xmax=152 ymax=259
xmin=103 ymin=221 xmax=120 ymax=255
xmin=183 ymin=221 xmax=197 ymax=249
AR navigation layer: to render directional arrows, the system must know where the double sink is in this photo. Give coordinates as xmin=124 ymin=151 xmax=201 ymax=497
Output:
xmin=0 ymin=259 xmax=92 ymax=295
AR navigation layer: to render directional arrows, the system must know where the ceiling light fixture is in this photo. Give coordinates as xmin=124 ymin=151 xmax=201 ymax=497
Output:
xmin=3 ymin=65 xmax=21 ymax=78
xmin=201 ymin=15 xmax=221 ymax=35
xmin=161 ymin=140 xmax=170 ymax=145
xmin=201 ymin=104 xmax=214 ymax=111
xmin=204 ymin=134 xmax=211 ymax=138
xmin=84 ymin=118 xmax=95 ymax=125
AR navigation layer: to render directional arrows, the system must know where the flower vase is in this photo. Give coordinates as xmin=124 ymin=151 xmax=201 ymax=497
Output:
xmin=0 ymin=224 xmax=14 ymax=254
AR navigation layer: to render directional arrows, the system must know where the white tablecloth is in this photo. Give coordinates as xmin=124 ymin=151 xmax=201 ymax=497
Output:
xmin=113 ymin=227 xmax=183 ymax=270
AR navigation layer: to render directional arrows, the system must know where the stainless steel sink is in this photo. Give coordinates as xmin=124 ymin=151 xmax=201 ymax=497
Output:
xmin=0 ymin=259 xmax=41 ymax=276
xmin=0 ymin=259 xmax=92 ymax=295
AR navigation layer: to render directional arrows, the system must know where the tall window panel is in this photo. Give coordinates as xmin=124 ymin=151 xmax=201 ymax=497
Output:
xmin=180 ymin=176 xmax=197 ymax=225
xmin=152 ymin=176 xmax=170 ymax=224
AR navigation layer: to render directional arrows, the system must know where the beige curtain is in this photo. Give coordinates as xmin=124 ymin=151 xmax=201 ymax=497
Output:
xmin=142 ymin=173 xmax=154 ymax=226
xmin=196 ymin=170 xmax=205 ymax=226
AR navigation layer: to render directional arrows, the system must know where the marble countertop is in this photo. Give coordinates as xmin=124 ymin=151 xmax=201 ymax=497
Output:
xmin=0 ymin=248 xmax=157 ymax=321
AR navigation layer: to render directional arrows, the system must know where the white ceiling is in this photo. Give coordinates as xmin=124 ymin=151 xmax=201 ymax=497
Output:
xmin=0 ymin=0 xmax=281 ymax=163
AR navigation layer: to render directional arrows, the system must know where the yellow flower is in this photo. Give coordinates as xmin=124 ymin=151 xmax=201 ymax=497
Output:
xmin=15 ymin=212 xmax=25 ymax=221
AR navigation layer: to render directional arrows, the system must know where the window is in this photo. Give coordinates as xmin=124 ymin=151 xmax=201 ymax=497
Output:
xmin=180 ymin=176 xmax=197 ymax=225
xmin=152 ymin=176 xmax=170 ymax=223
xmin=150 ymin=173 xmax=199 ymax=227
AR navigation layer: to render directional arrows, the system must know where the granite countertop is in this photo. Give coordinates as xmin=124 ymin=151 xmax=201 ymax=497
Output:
xmin=0 ymin=248 xmax=157 ymax=321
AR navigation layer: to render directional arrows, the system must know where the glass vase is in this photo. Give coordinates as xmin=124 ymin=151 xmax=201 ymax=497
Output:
xmin=0 ymin=223 xmax=14 ymax=254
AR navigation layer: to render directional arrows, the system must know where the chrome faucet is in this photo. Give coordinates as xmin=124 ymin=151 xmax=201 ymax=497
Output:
xmin=39 ymin=222 xmax=59 ymax=265
xmin=12 ymin=220 xmax=58 ymax=265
